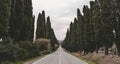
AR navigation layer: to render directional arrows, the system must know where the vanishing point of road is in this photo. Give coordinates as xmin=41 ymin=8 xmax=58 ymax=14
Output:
xmin=32 ymin=46 xmax=88 ymax=64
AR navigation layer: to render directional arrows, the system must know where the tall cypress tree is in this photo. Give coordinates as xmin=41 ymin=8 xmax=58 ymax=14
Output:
xmin=42 ymin=11 xmax=46 ymax=38
xmin=90 ymin=0 xmax=103 ymax=53
xmin=20 ymin=0 xmax=34 ymax=41
xmin=83 ymin=5 xmax=92 ymax=53
xmin=9 ymin=0 xmax=34 ymax=41
xmin=70 ymin=22 xmax=77 ymax=52
xmin=46 ymin=16 xmax=58 ymax=51
xmin=73 ymin=18 xmax=79 ymax=51
xmin=77 ymin=9 xmax=83 ymax=51
xmin=36 ymin=11 xmax=46 ymax=39
xmin=99 ymin=0 xmax=114 ymax=55
xmin=50 ymin=29 xmax=58 ymax=51
xmin=115 ymin=0 xmax=120 ymax=55
xmin=31 ymin=15 xmax=35 ymax=41
xmin=9 ymin=0 xmax=24 ymax=41
xmin=46 ymin=16 xmax=52 ymax=39
xmin=62 ymin=29 xmax=70 ymax=50
xmin=0 ymin=0 xmax=11 ymax=41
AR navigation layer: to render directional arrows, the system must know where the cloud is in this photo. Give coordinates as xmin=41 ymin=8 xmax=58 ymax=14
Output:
xmin=32 ymin=0 xmax=94 ymax=40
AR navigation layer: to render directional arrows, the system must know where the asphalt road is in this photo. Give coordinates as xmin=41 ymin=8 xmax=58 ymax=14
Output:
xmin=32 ymin=46 xmax=88 ymax=64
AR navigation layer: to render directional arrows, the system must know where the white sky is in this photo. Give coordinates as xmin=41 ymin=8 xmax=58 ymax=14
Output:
xmin=32 ymin=0 xmax=94 ymax=40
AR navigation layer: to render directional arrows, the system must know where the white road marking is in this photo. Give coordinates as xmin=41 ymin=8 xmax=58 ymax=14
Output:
xmin=59 ymin=46 xmax=61 ymax=64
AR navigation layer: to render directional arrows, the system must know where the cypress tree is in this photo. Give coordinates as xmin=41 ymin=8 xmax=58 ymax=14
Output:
xmin=50 ymin=29 xmax=58 ymax=51
xmin=31 ymin=15 xmax=35 ymax=41
xmin=46 ymin=16 xmax=54 ymax=50
xmin=20 ymin=0 xmax=34 ymax=41
xmin=99 ymin=0 xmax=114 ymax=55
xmin=90 ymin=0 xmax=102 ymax=53
xmin=73 ymin=18 xmax=79 ymax=51
xmin=42 ymin=11 xmax=46 ymax=38
xmin=77 ymin=9 xmax=83 ymax=51
xmin=78 ymin=9 xmax=85 ymax=52
xmin=0 ymin=0 xmax=11 ymax=41
xmin=36 ymin=11 xmax=46 ymax=39
xmin=116 ymin=0 xmax=120 ymax=55
xmin=9 ymin=0 xmax=24 ymax=41
xmin=62 ymin=29 xmax=70 ymax=50
xmin=70 ymin=22 xmax=74 ymax=51
xmin=9 ymin=0 xmax=34 ymax=41
xmin=83 ymin=5 xmax=92 ymax=54
xmin=46 ymin=16 xmax=52 ymax=39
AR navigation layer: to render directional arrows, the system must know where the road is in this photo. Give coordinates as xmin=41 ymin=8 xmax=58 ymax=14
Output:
xmin=32 ymin=46 xmax=88 ymax=64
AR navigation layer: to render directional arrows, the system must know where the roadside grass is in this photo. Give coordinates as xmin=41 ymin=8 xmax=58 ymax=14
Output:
xmin=1 ymin=54 xmax=48 ymax=64
xmin=71 ymin=53 xmax=96 ymax=64
xmin=23 ymin=54 xmax=49 ymax=64
xmin=22 ymin=49 xmax=58 ymax=64
xmin=63 ymin=49 xmax=96 ymax=64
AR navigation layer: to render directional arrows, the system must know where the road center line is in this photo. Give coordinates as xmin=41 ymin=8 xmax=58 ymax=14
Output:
xmin=59 ymin=47 xmax=61 ymax=64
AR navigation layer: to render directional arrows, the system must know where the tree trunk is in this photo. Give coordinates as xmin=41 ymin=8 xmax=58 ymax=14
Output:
xmin=105 ymin=46 xmax=109 ymax=55
xmin=96 ymin=46 xmax=99 ymax=54
xmin=118 ymin=50 xmax=120 ymax=56
xmin=117 ymin=46 xmax=120 ymax=56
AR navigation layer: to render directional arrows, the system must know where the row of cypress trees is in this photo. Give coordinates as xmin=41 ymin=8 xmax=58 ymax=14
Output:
xmin=36 ymin=11 xmax=59 ymax=51
xmin=9 ymin=0 xmax=34 ymax=42
xmin=0 ymin=0 xmax=34 ymax=42
xmin=62 ymin=0 xmax=120 ymax=55
xmin=0 ymin=0 xmax=11 ymax=41
xmin=0 ymin=0 xmax=58 ymax=62
xmin=0 ymin=0 xmax=35 ymax=62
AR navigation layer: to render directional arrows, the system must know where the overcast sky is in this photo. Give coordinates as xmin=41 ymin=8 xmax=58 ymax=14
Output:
xmin=32 ymin=0 xmax=94 ymax=40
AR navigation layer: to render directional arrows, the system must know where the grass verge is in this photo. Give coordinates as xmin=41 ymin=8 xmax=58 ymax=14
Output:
xmin=71 ymin=53 xmax=96 ymax=64
xmin=63 ymin=49 xmax=96 ymax=64
xmin=23 ymin=54 xmax=49 ymax=64
xmin=1 ymin=54 xmax=49 ymax=64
